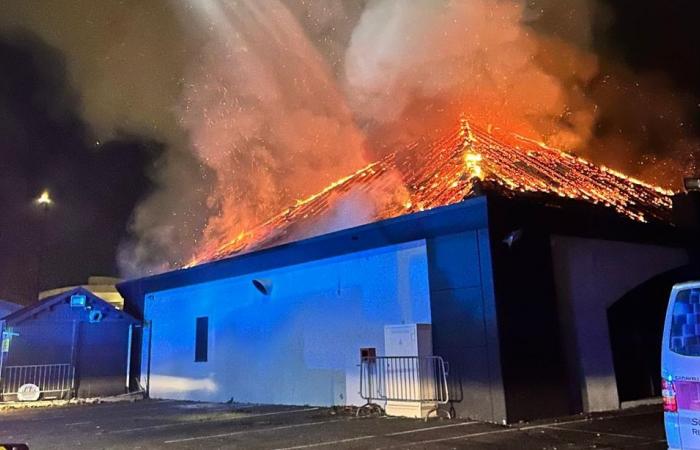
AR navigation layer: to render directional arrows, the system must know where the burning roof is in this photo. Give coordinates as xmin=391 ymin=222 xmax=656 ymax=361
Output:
xmin=188 ymin=119 xmax=674 ymax=266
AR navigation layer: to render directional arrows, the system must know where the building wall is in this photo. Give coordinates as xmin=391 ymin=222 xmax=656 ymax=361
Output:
xmin=488 ymin=229 xmax=572 ymax=422
xmin=551 ymin=236 xmax=689 ymax=412
xmin=3 ymin=320 xmax=76 ymax=366
xmin=427 ymin=229 xmax=506 ymax=423
xmin=142 ymin=240 xmax=432 ymax=406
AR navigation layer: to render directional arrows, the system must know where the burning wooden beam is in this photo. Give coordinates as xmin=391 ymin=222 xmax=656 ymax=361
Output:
xmin=187 ymin=118 xmax=674 ymax=266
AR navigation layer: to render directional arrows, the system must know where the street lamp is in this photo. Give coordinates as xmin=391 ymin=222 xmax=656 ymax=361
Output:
xmin=35 ymin=190 xmax=53 ymax=209
xmin=34 ymin=189 xmax=53 ymax=299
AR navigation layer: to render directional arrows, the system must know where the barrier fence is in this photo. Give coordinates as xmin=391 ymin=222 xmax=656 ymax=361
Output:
xmin=1 ymin=364 xmax=75 ymax=401
xmin=358 ymin=355 xmax=451 ymax=418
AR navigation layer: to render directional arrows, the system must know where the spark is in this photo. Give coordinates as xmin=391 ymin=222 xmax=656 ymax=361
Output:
xmin=187 ymin=118 xmax=674 ymax=267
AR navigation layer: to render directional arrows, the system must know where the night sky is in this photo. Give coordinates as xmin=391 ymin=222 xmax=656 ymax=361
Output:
xmin=1 ymin=0 xmax=699 ymax=305
xmin=0 ymin=33 xmax=161 ymax=303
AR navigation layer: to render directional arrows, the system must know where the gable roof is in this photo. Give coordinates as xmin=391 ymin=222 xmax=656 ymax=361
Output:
xmin=2 ymin=287 xmax=137 ymax=325
xmin=189 ymin=119 xmax=674 ymax=265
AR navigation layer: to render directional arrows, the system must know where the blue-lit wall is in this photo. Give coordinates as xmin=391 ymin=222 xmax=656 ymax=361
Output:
xmin=143 ymin=240 xmax=431 ymax=406
xmin=2 ymin=288 xmax=136 ymax=398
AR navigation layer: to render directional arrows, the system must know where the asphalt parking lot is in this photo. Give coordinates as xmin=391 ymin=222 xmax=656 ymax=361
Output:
xmin=0 ymin=399 xmax=666 ymax=449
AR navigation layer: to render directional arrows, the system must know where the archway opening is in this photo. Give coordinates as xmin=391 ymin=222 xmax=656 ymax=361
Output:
xmin=607 ymin=264 xmax=697 ymax=403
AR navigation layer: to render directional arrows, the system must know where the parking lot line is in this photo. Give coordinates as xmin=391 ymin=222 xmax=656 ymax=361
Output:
xmin=164 ymin=419 xmax=344 ymax=444
xmin=543 ymin=424 xmax=652 ymax=440
xmin=384 ymin=421 xmax=478 ymax=436
xmin=274 ymin=435 xmax=377 ymax=450
xmin=383 ymin=417 xmax=596 ymax=447
xmin=110 ymin=406 xmax=320 ymax=434
xmin=271 ymin=421 xmax=481 ymax=449
xmin=164 ymin=415 xmax=478 ymax=447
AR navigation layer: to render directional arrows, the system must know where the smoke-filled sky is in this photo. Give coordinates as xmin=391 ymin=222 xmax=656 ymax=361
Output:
xmin=1 ymin=0 xmax=699 ymax=303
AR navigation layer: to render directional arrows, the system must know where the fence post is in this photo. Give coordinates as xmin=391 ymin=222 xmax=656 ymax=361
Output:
xmin=0 ymin=323 xmax=5 ymax=400
xmin=145 ymin=320 xmax=153 ymax=398
xmin=69 ymin=320 xmax=79 ymax=399
xmin=126 ymin=323 xmax=133 ymax=393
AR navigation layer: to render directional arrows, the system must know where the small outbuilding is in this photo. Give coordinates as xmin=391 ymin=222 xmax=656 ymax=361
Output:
xmin=0 ymin=287 xmax=138 ymax=401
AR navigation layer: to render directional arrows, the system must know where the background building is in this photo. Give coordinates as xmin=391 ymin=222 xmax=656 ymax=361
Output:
xmin=1 ymin=287 xmax=137 ymax=400
xmin=39 ymin=276 xmax=124 ymax=309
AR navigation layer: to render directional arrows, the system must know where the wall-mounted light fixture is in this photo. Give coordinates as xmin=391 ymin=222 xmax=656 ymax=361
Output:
xmin=252 ymin=278 xmax=272 ymax=296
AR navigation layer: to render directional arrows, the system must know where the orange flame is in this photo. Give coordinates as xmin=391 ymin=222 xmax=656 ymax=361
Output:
xmin=186 ymin=118 xmax=674 ymax=267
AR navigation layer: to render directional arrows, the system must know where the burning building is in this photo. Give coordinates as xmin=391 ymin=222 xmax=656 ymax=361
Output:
xmin=118 ymin=119 xmax=694 ymax=423
xmin=188 ymin=119 xmax=674 ymax=264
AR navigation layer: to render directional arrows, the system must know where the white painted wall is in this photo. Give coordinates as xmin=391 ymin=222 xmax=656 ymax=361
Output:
xmin=143 ymin=240 xmax=431 ymax=407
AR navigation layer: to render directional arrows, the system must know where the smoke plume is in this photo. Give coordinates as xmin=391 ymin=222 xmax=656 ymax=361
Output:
xmin=178 ymin=1 xmax=368 ymax=255
xmin=2 ymin=0 xmax=698 ymax=276
xmin=343 ymin=0 xmax=599 ymax=152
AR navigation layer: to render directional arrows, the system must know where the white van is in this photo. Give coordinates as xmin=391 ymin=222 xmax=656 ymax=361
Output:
xmin=662 ymin=281 xmax=700 ymax=450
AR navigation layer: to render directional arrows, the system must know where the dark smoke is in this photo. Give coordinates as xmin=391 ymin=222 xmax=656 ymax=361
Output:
xmin=0 ymin=30 xmax=160 ymax=303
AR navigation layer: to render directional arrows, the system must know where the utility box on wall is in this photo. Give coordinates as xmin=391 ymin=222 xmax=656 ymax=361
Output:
xmin=384 ymin=323 xmax=435 ymax=418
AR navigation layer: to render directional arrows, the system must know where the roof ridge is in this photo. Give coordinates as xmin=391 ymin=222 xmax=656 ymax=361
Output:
xmin=186 ymin=118 xmax=673 ymax=266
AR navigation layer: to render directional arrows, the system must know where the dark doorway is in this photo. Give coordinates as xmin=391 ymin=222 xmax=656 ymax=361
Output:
xmin=607 ymin=265 xmax=696 ymax=402
xmin=76 ymin=321 xmax=131 ymax=397
xmin=491 ymin=229 xmax=571 ymax=421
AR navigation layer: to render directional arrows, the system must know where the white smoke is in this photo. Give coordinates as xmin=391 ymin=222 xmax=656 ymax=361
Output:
xmin=177 ymin=0 xmax=368 ymax=257
xmin=343 ymin=0 xmax=598 ymax=150
xmin=3 ymin=0 xmax=696 ymax=276
xmin=297 ymin=170 xmax=410 ymax=243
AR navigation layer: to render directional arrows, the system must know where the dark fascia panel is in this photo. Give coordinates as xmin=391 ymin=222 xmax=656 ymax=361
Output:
xmin=486 ymin=194 xmax=687 ymax=248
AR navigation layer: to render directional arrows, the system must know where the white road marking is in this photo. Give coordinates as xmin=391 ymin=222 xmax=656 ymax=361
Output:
xmin=544 ymin=424 xmax=651 ymax=440
xmin=111 ymin=407 xmax=320 ymax=434
xmin=165 ymin=419 xmax=343 ymax=444
xmin=384 ymin=421 xmax=478 ymax=436
xmin=161 ymin=417 xmax=480 ymax=447
xmin=388 ymin=415 xmax=660 ymax=448
xmin=271 ymin=421 xmax=479 ymax=449
xmin=65 ymin=421 xmax=92 ymax=426
xmin=274 ymin=435 xmax=376 ymax=450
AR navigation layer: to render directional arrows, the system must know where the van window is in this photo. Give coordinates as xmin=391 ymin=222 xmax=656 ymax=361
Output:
xmin=670 ymin=288 xmax=700 ymax=356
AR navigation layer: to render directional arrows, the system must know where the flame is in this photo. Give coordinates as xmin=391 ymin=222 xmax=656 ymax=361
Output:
xmin=464 ymin=152 xmax=484 ymax=180
xmin=186 ymin=118 xmax=674 ymax=267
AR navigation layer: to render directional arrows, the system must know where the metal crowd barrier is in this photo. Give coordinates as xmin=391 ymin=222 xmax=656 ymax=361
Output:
xmin=358 ymin=355 xmax=451 ymax=419
xmin=1 ymin=364 xmax=75 ymax=401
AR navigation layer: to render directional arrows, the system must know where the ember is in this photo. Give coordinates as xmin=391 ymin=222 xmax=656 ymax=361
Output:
xmin=188 ymin=119 xmax=674 ymax=266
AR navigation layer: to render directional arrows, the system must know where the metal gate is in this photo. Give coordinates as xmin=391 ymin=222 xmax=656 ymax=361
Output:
xmin=358 ymin=355 xmax=451 ymax=419
xmin=1 ymin=364 xmax=75 ymax=401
